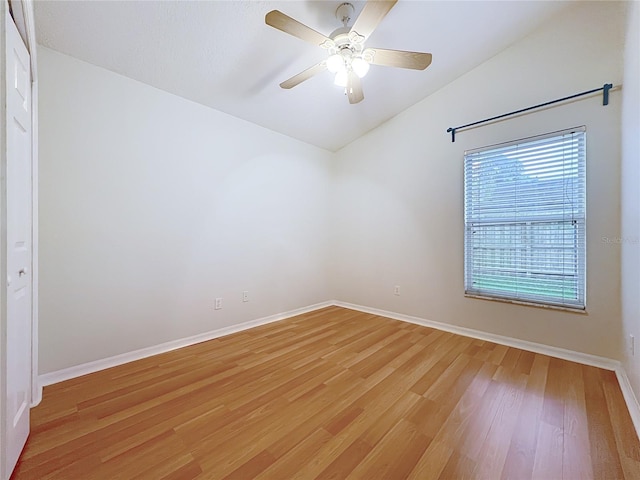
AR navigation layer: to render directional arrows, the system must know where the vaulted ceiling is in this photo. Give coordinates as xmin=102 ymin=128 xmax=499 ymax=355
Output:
xmin=35 ymin=1 xmax=572 ymax=151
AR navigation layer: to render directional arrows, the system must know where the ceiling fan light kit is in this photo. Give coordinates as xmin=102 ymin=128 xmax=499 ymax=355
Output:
xmin=265 ymin=0 xmax=432 ymax=105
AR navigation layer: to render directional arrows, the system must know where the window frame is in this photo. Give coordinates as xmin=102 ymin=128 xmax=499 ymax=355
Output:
xmin=463 ymin=127 xmax=587 ymax=311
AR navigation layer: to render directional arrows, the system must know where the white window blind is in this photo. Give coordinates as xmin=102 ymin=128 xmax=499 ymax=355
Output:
xmin=464 ymin=128 xmax=586 ymax=309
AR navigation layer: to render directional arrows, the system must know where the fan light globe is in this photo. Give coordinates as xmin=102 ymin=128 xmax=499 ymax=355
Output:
xmin=351 ymin=57 xmax=370 ymax=78
xmin=326 ymin=54 xmax=345 ymax=73
xmin=334 ymin=70 xmax=348 ymax=87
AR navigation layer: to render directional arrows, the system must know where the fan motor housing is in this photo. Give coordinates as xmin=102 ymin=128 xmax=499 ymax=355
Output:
xmin=329 ymin=27 xmax=363 ymax=55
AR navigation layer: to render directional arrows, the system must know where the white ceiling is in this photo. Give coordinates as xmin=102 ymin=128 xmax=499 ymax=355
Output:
xmin=35 ymin=1 xmax=573 ymax=151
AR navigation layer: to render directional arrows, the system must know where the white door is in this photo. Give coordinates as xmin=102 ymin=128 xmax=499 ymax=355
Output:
xmin=3 ymin=6 xmax=32 ymax=478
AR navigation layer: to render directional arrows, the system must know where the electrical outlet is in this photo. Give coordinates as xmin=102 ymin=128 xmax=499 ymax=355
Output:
xmin=243 ymin=291 xmax=249 ymax=302
xmin=631 ymin=334 xmax=635 ymax=356
xmin=215 ymin=298 xmax=222 ymax=310
xmin=394 ymin=285 xmax=400 ymax=296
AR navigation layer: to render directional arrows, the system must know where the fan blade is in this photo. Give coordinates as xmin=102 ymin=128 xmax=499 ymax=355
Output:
xmin=280 ymin=62 xmax=327 ymax=89
xmin=346 ymin=72 xmax=364 ymax=104
xmin=266 ymin=10 xmax=333 ymax=48
xmin=365 ymin=48 xmax=432 ymax=70
xmin=349 ymin=1 xmax=398 ymax=43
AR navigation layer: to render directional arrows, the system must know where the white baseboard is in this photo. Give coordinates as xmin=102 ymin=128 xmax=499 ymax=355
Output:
xmin=615 ymin=366 xmax=640 ymax=441
xmin=38 ymin=301 xmax=333 ymax=389
xmin=333 ymin=301 xmax=620 ymax=371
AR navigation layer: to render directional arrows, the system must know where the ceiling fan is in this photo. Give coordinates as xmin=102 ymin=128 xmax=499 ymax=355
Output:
xmin=265 ymin=1 xmax=432 ymax=104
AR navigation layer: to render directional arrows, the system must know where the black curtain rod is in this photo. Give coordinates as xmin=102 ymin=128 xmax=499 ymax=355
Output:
xmin=446 ymin=83 xmax=613 ymax=142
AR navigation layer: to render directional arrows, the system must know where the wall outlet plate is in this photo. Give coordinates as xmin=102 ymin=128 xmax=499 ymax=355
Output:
xmin=215 ymin=298 xmax=222 ymax=310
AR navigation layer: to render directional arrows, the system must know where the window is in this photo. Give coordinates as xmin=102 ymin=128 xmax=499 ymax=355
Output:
xmin=464 ymin=128 xmax=586 ymax=310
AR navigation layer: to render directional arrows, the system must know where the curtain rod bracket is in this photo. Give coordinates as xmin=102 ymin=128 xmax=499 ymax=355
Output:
xmin=603 ymin=83 xmax=612 ymax=105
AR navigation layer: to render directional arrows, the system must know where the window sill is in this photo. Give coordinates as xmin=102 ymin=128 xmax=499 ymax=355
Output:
xmin=464 ymin=293 xmax=587 ymax=314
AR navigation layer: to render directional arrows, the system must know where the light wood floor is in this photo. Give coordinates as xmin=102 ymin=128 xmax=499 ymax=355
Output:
xmin=12 ymin=306 xmax=640 ymax=479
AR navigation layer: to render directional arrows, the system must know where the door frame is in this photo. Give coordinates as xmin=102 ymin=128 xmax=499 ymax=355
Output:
xmin=22 ymin=0 xmax=39 ymax=408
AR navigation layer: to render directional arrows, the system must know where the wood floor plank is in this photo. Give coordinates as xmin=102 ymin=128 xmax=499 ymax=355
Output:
xmin=471 ymin=373 xmax=528 ymax=479
xmin=357 ymin=390 xmax=423 ymax=448
xmin=257 ymin=429 xmax=334 ymax=480
xmin=583 ymin=366 xmax=626 ymax=479
xmin=11 ymin=306 xmax=640 ymax=479
xmin=562 ymin=359 xmax=594 ymax=480
xmin=287 ymin=390 xmax=422 ymax=480
xmin=602 ymin=372 xmax=640 ymax=479
xmin=532 ymin=420 xmax=564 ymax=479
xmin=346 ymin=418 xmax=425 ymax=480
xmin=501 ymin=354 xmax=549 ymax=480
xmin=439 ymin=450 xmax=477 ymax=480
xmin=221 ymin=449 xmax=276 ymax=480
xmin=406 ymin=364 xmax=495 ymax=478
xmin=314 ymin=437 xmax=372 ymax=480
xmin=406 ymin=439 xmax=454 ymax=480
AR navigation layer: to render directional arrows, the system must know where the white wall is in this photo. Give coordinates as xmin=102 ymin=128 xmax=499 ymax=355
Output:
xmin=38 ymin=47 xmax=332 ymax=374
xmin=38 ymin=1 xmax=632 ymax=376
xmin=621 ymin=1 xmax=640 ymax=398
xmin=331 ymin=1 xmax=625 ymax=359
